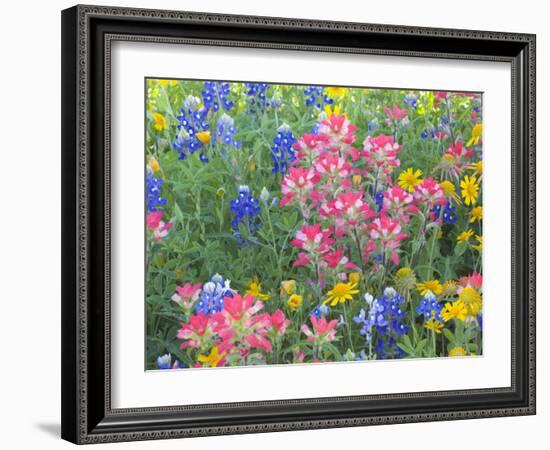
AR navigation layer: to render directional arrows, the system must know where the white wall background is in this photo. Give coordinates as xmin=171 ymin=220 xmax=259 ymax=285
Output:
xmin=0 ymin=0 xmax=545 ymax=448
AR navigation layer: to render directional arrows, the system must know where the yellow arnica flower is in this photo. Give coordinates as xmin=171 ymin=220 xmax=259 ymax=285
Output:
xmin=324 ymin=282 xmax=359 ymax=306
xmin=152 ymin=112 xmax=167 ymax=131
xmin=148 ymin=157 xmax=160 ymax=173
xmin=472 ymin=235 xmax=483 ymax=252
xmin=459 ymin=287 xmax=482 ymax=317
xmin=398 ymin=168 xmax=423 ymax=192
xmin=424 ymin=318 xmax=443 ymax=334
xmin=395 ymin=267 xmax=417 ymax=292
xmin=245 ymin=280 xmax=270 ymax=301
xmin=288 ymin=294 xmax=303 ymax=310
xmin=158 ymin=79 xmax=177 ymax=87
xmin=280 ymin=280 xmax=296 ymax=296
xmin=197 ymin=346 xmax=225 ymax=368
xmin=448 ymin=346 xmax=468 ymax=357
xmin=470 ymin=206 xmax=483 ymax=223
xmin=468 ymin=160 xmax=483 ymax=176
xmin=439 ymin=180 xmax=461 ymax=203
xmin=324 ymin=104 xmax=347 ymax=119
xmin=457 ymin=229 xmax=474 ymax=243
xmin=348 ymin=272 xmax=361 ymax=284
xmin=196 ymin=130 xmax=211 ymax=145
xmin=416 ymin=280 xmax=443 ymax=296
xmin=466 ymin=123 xmax=483 ymax=147
xmin=441 ymin=300 xmax=468 ymax=322
xmin=460 ymin=175 xmax=480 ymax=206
xmin=441 ymin=280 xmax=458 ymax=297
xmin=325 ymin=86 xmax=349 ymax=98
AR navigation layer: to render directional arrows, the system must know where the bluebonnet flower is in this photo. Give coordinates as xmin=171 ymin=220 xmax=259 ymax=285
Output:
xmin=195 ymin=273 xmax=234 ymax=315
xmin=354 ymin=287 xmax=408 ymax=359
xmin=304 ymin=85 xmax=334 ymax=109
xmin=172 ymin=95 xmax=210 ymax=160
xmin=271 ymin=123 xmax=296 ymax=174
xmin=201 ymin=81 xmax=233 ymax=112
xmin=146 ymin=167 xmax=167 ymax=212
xmin=244 ymin=82 xmax=270 ymax=113
xmin=373 ymin=190 xmax=384 ymax=212
xmin=433 ymin=200 xmax=457 ymax=225
xmin=421 ymin=128 xmax=435 ymax=139
xmin=311 ymin=304 xmax=331 ymax=319
xmin=416 ymin=291 xmax=443 ymax=322
xmin=368 ymin=118 xmax=380 ymax=133
xmin=156 ymin=353 xmax=184 ymax=369
xmin=403 ymin=93 xmax=418 ymax=109
xmin=213 ymin=113 xmax=241 ymax=152
xmin=230 ymin=185 xmax=261 ymax=244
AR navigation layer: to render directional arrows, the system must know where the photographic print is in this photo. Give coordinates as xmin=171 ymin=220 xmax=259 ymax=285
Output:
xmin=145 ymin=79 xmax=483 ymax=370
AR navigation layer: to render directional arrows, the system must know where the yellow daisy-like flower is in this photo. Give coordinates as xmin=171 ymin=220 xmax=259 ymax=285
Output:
xmin=460 ymin=175 xmax=480 ymax=206
xmin=287 ymin=294 xmax=303 ymax=311
xmin=424 ymin=318 xmax=443 ymax=334
xmin=468 ymin=160 xmax=483 ymax=176
xmin=416 ymin=280 xmax=443 ymax=296
xmin=456 ymin=229 xmax=474 ymax=243
xmin=197 ymin=346 xmax=226 ymax=368
xmin=439 ymin=180 xmax=461 ymax=203
xmin=472 ymin=235 xmax=483 ymax=252
xmin=352 ymin=174 xmax=362 ymax=186
xmin=324 ymin=282 xmax=359 ymax=306
xmin=395 ymin=267 xmax=417 ymax=292
xmin=470 ymin=206 xmax=483 ymax=223
xmin=152 ymin=112 xmax=167 ymax=131
xmin=196 ymin=130 xmax=211 ymax=145
xmin=280 ymin=280 xmax=296 ymax=296
xmin=466 ymin=123 xmax=483 ymax=147
xmin=325 ymin=86 xmax=349 ymax=98
xmin=324 ymin=104 xmax=347 ymax=119
xmin=348 ymin=272 xmax=361 ymax=284
xmin=448 ymin=346 xmax=468 ymax=357
xmin=441 ymin=280 xmax=458 ymax=297
xmin=158 ymin=79 xmax=178 ymax=87
xmin=148 ymin=157 xmax=160 ymax=173
xmin=245 ymin=280 xmax=270 ymax=301
xmin=458 ymin=287 xmax=482 ymax=317
xmin=398 ymin=168 xmax=423 ymax=192
xmin=441 ymin=300 xmax=468 ymax=322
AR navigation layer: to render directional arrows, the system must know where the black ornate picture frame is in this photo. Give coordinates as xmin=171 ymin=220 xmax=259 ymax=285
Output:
xmin=61 ymin=4 xmax=536 ymax=444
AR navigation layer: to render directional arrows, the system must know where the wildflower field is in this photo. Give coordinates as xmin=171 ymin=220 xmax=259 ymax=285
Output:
xmin=145 ymin=79 xmax=483 ymax=370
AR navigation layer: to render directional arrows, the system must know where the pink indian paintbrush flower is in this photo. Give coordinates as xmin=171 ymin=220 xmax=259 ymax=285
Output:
xmin=369 ymin=212 xmax=408 ymax=265
xmin=300 ymin=315 xmax=338 ymax=344
xmin=362 ymin=134 xmax=402 ymax=174
xmin=146 ymin=211 xmax=174 ymax=240
xmin=318 ymin=113 xmax=357 ymax=146
xmin=279 ymin=167 xmax=320 ymax=207
xmin=171 ymin=283 xmax=202 ymax=309
xmin=413 ymin=178 xmax=446 ymax=208
xmin=177 ymin=313 xmax=214 ymax=349
xmin=385 ymin=103 xmax=408 ymax=121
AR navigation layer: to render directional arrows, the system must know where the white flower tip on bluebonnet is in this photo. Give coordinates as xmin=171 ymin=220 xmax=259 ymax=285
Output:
xmin=278 ymin=122 xmax=292 ymax=133
xmin=364 ymin=292 xmax=374 ymax=306
xmin=183 ymin=95 xmax=201 ymax=111
xmin=424 ymin=290 xmax=436 ymax=301
xmin=384 ymin=287 xmax=397 ymax=299
xmin=156 ymin=353 xmax=171 ymax=369
xmin=203 ymin=281 xmax=216 ymax=293
xmin=238 ymin=185 xmax=250 ymax=194
xmin=211 ymin=273 xmax=223 ymax=284
xmin=260 ymin=187 xmax=270 ymax=204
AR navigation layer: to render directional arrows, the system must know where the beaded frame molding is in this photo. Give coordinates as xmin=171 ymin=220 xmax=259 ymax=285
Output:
xmin=61 ymin=4 xmax=536 ymax=444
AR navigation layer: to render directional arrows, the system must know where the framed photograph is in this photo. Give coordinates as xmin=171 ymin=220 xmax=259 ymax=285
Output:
xmin=61 ymin=4 xmax=536 ymax=444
